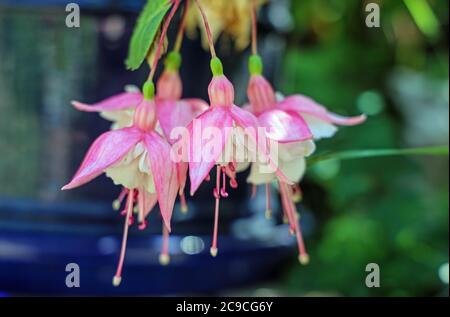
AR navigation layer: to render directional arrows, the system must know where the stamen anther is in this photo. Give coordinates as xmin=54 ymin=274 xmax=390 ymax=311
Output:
xmin=298 ymin=254 xmax=310 ymax=266
xmin=159 ymin=254 xmax=171 ymax=266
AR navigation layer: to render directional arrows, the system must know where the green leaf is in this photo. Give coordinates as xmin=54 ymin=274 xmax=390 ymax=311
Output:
xmin=307 ymin=146 xmax=449 ymax=166
xmin=125 ymin=0 xmax=172 ymax=71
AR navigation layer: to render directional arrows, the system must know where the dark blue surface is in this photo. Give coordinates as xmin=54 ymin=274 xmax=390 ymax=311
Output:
xmin=0 ymin=197 xmax=296 ymax=295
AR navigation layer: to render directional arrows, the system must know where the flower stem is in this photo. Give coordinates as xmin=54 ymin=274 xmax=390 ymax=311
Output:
xmin=250 ymin=0 xmax=258 ymax=56
xmin=148 ymin=0 xmax=181 ymax=82
xmin=194 ymin=0 xmax=217 ymax=58
xmin=174 ymin=0 xmax=189 ymax=53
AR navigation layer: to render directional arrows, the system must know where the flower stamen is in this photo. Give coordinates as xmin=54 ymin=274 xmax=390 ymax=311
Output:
xmin=280 ymin=182 xmax=309 ymax=265
xmin=112 ymin=188 xmax=128 ymax=211
xmin=113 ymin=189 xmax=134 ymax=287
xmin=210 ymin=166 xmax=221 ymax=257
xmin=265 ymin=183 xmax=272 ymax=219
xmin=159 ymin=224 xmax=171 ymax=266
xmin=220 ymin=167 xmax=229 ymax=198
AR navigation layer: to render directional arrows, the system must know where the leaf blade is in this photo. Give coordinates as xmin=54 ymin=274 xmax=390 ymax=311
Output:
xmin=125 ymin=0 xmax=172 ymax=71
xmin=307 ymin=146 xmax=449 ymax=165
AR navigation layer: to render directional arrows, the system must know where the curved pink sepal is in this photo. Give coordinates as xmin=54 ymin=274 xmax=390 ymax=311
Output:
xmin=277 ymin=95 xmax=367 ymax=126
xmin=62 ymin=127 xmax=143 ymax=190
xmin=258 ymin=109 xmax=313 ymax=143
xmin=143 ymin=192 xmax=158 ymax=219
xmin=144 ymin=131 xmax=179 ymax=232
xmin=229 ymin=105 xmax=293 ymax=185
xmin=72 ymin=92 xmax=143 ymax=113
xmin=188 ymin=107 xmax=234 ymax=195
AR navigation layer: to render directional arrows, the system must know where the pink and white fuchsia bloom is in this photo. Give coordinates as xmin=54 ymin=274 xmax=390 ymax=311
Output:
xmin=156 ymin=52 xmax=209 ymax=212
xmin=71 ymin=52 xmax=208 ymax=212
xmin=243 ymin=56 xmax=315 ymax=264
xmin=187 ymin=57 xmax=293 ymax=257
xmin=243 ymin=55 xmax=367 ymax=264
xmin=62 ymin=84 xmax=178 ymax=286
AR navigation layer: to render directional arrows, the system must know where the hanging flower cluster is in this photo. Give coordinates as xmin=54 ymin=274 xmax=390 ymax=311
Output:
xmin=62 ymin=0 xmax=366 ymax=286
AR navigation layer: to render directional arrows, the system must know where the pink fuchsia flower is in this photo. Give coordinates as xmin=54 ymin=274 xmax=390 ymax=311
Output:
xmin=243 ymin=55 xmax=316 ymax=264
xmin=245 ymin=55 xmax=315 ymax=193
xmin=71 ymin=52 xmax=208 ymax=213
xmin=246 ymin=55 xmax=367 ymax=140
xmin=62 ymin=82 xmax=179 ymax=286
xmin=155 ymin=52 xmax=209 ymax=212
xmin=187 ymin=57 xmax=293 ymax=257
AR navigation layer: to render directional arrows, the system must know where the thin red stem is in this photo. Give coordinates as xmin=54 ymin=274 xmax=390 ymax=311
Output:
xmin=148 ymin=0 xmax=181 ymax=81
xmin=250 ymin=0 xmax=258 ymax=55
xmin=194 ymin=0 xmax=217 ymax=58
xmin=174 ymin=0 xmax=189 ymax=53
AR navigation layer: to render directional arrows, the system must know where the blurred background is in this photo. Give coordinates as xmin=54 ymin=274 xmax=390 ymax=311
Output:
xmin=0 ymin=0 xmax=448 ymax=296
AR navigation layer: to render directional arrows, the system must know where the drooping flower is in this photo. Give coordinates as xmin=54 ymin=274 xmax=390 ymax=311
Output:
xmin=62 ymin=83 xmax=179 ymax=285
xmin=71 ymin=52 xmax=208 ymax=212
xmin=243 ymin=55 xmax=367 ymax=263
xmin=185 ymin=0 xmax=267 ymax=51
xmin=241 ymin=55 xmax=316 ymax=264
xmin=185 ymin=57 xmax=293 ymax=257
xmin=156 ymin=52 xmax=209 ymax=212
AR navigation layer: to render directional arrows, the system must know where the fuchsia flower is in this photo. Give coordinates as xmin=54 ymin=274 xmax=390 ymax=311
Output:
xmin=242 ymin=55 xmax=367 ymax=264
xmin=62 ymin=83 xmax=178 ymax=286
xmin=187 ymin=57 xmax=295 ymax=257
xmin=156 ymin=52 xmax=209 ymax=212
xmin=71 ymin=52 xmax=208 ymax=212
xmin=242 ymin=55 xmax=315 ymax=264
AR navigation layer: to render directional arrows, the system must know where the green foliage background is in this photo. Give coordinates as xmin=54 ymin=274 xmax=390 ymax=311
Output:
xmin=278 ymin=0 xmax=449 ymax=296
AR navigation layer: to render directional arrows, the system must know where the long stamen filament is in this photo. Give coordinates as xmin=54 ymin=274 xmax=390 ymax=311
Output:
xmin=279 ymin=182 xmax=295 ymax=232
xmin=138 ymin=190 xmax=148 ymax=230
xmin=179 ymin=191 xmax=188 ymax=213
xmin=112 ymin=188 xmax=128 ymax=210
xmin=251 ymin=185 xmax=257 ymax=199
xmin=211 ymin=166 xmax=221 ymax=257
xmin=280 ymin=182 xmax=309 ymax=265
xmin=221 ymin=167 xmax=229 ymax=197
xmin=265 ymin=183 xmax=272 ymax=219
xmin=113 ymin=189 xmax=134 ymax=287
xmin=194 ymin=0 xmax=217 ymax=58
xmin=159 ymin=224 xmax=171 ymax=265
